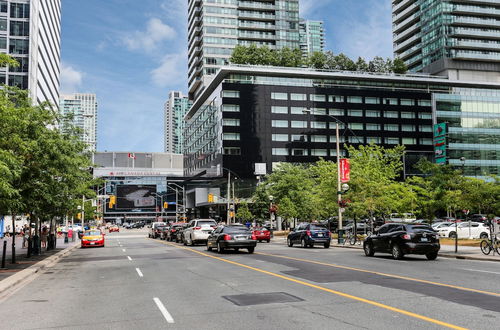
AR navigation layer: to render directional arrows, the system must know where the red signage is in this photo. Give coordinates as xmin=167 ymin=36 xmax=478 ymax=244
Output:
xmin=340 ymin=158 xmax=350 ymax=183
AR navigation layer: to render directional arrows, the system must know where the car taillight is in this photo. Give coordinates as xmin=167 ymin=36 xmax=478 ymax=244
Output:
xmin=402 ymin=234 xmax=411 ymax=240
xmin=224 ymin=234 xmax=232 ymax=241
xmin=251 ymin=234 xmax=256 ymax=240
xmin=194 ymin=226 xmax=201 ymax=230
xmin=306 ymin=230 xmax=311 ymax=236
xmin=171 ymin=229 xmax=176 ymax=232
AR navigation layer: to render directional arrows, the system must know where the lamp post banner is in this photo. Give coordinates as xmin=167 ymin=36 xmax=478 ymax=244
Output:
xmin=340 ymin=158 xmax=350 ymax=183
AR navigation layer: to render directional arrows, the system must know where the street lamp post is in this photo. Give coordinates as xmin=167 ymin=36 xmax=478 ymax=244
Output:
xmin=269 ymin=195 xmax=274 ymax=230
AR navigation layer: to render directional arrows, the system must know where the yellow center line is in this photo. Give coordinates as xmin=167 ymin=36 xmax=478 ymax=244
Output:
xmin=153 ymin=239 xmax=468 ymax=330
xmin=255 ymin=252 xmax=500 ymax=297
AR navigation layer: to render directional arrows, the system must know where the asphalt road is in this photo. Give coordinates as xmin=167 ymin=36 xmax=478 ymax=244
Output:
xmin=0 ymin=229 xmax=499 ymax=330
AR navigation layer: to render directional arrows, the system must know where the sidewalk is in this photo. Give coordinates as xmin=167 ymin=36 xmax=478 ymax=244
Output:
xmin=0 ymin=235 xmax=77 ymax=282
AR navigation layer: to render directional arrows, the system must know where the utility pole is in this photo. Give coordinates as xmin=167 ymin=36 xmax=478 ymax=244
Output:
xmin=226 ymin=172 xmax=231 ymax=224
xmin=336 ymin=122 xmax=343 ymax=237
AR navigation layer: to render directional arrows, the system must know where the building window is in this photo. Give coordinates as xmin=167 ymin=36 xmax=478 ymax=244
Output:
xmin=365 ymin=110 xmax=380 ymax=117
xmin=271 ymin=92 xmax=288 ymax=100
xmin=291 ymin=134 xmax=306 ymax=142
xmin=9 ymin=57 xmax=28 ymax=72
xmin=292 ymin=148 xmax=308 ymax=156
xmin=290 ymin=93 xmax=306 ymax=101
xmin=291 ymin=120 xmax=307 ymax=128
xmin=272 ymin=120 xmax=288 ymax=128
xmin=348 ymin=136 xmax=364 ymax=143
xmin=330 ymin=122 xmax=345 ymax=129
xmin=367 ymin=137 xmax=381 ymax=144
xmin=419 ymin=138 xmax=433 ymax=145
xmin=329 ymin=109 xmax=344 ymax=116
xmin=330 ymin=150 xmax=347 ymax=156
xmin=310 ymin=94 xmax=326 ymax=102
xmin=0 ymin=37 xmax=6 ymax=49
xmin=8 ymin=75 xmax=27 ymax=89
xmin=401 ymin=112 xmax=415 ymax=119
xmin=419 ymin=125 xmax=432 ymax=132
xmin=223 ymin=147 xmax=241 ymax=155
xmin=329 ymin=95 xmax=344 ymax=102
xmin=366 ymin=123 xmax=381 ymax=130
xmin=311 ymin=108 xmax=327 ymax=115
xmin=418 ymin=112 xmax=432 ymax=119
xmin=402 ymin=137 xmax=416 ymax=145
xmin=0 ymin=19 xmax=6 ymax=31
xmin=385 ymin=124 xmax=399 ymax=131
xmin=401 ymin=124 xmax=416 ymax=132
xmin=311 ymin=135 xmax=327 ymax=142
xmin=271 ymin=106 xmax=288 ymax=114
xmin=365 ymin=97 xmax=379 ymax=104
xmin=272 ymin=134 xmax=288 ymax=141
xmin=222 ymin=90 xmax=240 ymax=98
xmin=10 ymin=3 xmax=29 ymax=18
xmin=348 ymin=110 xmax=363 ymax=117
xmin=347 ymin=96 xmax=363 ymax=103
xmin=330 ymin=136 xmax=345 ymax=143
xmin=272 ymin=148 xmax=288 ymax=156
xmin=384 ymin=98 xmax=398 ymax=105
xmin=401 ymin=99 xmax=415 ymax=106
xmin=311 ymin=149 xmax=327 ymax=156
xmin=384 ymin=111 xmax=398 ymax=118
xmin=0 ymin=1 xmax=7 ymax=13
xmin=418 ymin=99 xmax=431 ymax=107
xmin=311 ymin=121 xmax=327 ymax=129
xmin=291 ymin=107 xmax=306 ymax=115
xmin=223 ymin=133 xmax=240 ymax=140
xmin=222 ymin=104 xmax=239 ymax=112
xmin=348 ymin=123 xmax=363 ymax=130
xmin=385 ymin=137 xmax=399 ymax=144
xmin=223 ymin=118 xmax=240 ymax=126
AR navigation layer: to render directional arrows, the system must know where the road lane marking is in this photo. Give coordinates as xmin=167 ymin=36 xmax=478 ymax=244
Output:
xmin=157 ymin=240 xmax=467 ymax=330
xmin=127 ymin=256 xmax=132 ymax=261
xmin=463 ymin=268 xmax=500 ymax=275
xmin=255 ymin=252 xmax=500 ymax=297
xmin=136 ymin=268 xmax=144 ymax=277
xmin=153 ymin=297 xmax=175 ymax=323
xmin=122 ymin=249 xmax=126 ymax=252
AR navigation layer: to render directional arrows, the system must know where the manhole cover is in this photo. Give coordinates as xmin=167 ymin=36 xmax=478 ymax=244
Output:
xmin=222 ymin=292 xmax=303 ymax=306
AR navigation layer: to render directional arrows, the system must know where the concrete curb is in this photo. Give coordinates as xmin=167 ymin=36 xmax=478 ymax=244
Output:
xmin=0 ymin=242 xmax=79 ymax=296
xmin=438 ymin=253 xmax=500 ymax=262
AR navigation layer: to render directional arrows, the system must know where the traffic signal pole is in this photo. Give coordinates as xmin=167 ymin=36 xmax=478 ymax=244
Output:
xmin=336 ymin=122 xmax=343 ymax=234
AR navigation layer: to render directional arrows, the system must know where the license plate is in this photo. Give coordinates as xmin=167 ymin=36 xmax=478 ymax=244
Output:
xmin=236 ymin=237 xmax=246 ymax=240
xmin=421 ymin=237 xmax=428 ymax=242
xmin=317 ymin=233 xmax=323 ymax=237
xmin=90 ymin=242 xmax=95 ymax=245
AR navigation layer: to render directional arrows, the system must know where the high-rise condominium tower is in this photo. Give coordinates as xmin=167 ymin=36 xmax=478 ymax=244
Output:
xmin=164 ymin=91 xmax=192 ymax=154
xmin=393 ymin=0 xmax=500 ymax=82
xmin=0 ymin=0 xmax=61 ymax=106
xmin=60 ymin=94 xmax=98 ymax=151
xmin=187 ymin=0 xmax=300 ymax=100
xmin=299 ymin=19 xmax=325 ymax=56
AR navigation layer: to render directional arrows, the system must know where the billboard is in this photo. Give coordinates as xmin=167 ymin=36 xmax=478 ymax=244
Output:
xmin=116 ymin=185 xmax=157 ymax=209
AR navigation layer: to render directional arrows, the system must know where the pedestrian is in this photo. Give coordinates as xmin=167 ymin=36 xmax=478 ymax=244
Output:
xmin=22 ymin=225 xmax=30 ymax=248
xmin=41 ymin=226 xmax=48 ymax=248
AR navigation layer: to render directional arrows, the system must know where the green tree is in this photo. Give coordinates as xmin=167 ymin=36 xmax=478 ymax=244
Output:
xmin=355 ymin=57 xmax=369 ymax=72
xmin=306 ymin=51 xmax=328 ymax=69
xmin=392 ymin=58 xmax=408 ymax=74
xmin=236 ymin=202 xmax=253 ymax=223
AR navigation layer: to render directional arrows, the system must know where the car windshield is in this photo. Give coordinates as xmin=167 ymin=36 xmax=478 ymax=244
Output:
xmin=224 ymin=226 xmax=250 ymax=233
xmin=310 ymin=225 xmax=327 ymax=230
xmin=85 ymin=231 xmax=101 ymax=236
xmin=157 ymin=226 xmax=167 ymax=230
xmin=198 ymin=221 xmax=216 ymax=226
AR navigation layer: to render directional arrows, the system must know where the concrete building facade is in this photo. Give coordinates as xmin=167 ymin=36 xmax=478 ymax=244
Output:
xmin=60 ymin=93 xmax=98 ymax=151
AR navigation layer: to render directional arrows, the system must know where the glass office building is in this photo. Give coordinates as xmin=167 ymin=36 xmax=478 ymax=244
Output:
xmin=164 ymin=91 xmax=192 ymax=154
xmin=299 ymin=19 xmax=325 ymax=57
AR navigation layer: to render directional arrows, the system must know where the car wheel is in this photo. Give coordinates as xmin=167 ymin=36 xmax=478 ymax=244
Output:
xmin=217 ymin=242 xmax=224 ymax=254
xmin=449 ymin=232 xmax=457 ymax=239
xmin=183 ymin=237 xmax=187 ymax=246
xmin=248 ymin=247 xmax=255 ymax=254
xmin=234 ymin=248 xmax=239 ymax=252
xmin=207 ymin=243 xmax=212 ymax=251
xmin=364 ymin=242 xmax=374 ymax=257
xmin=391 ymin=244 xmax=404 ymax=260
xmin=258 ymin=240 xmax=261 ymax=243
xmin=190 ymin=235 xmax=194 ymax=246
xmin=287 ymin=238 xmax=293 ymax=247
xmin=426 ymin=252 xmax=438 ymax=260
xmin=324 ymin=242 xmax=330 ymax=249
xmin=480 ymin=232 xmax=488 ymax=239
xmin=301 ymin=238 xmax=307 ymax=248
xmin=267 ymin=239 xmax=270 ymax=243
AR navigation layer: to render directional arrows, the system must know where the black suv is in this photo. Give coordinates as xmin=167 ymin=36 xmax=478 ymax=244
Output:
xmin=363 ymin=223 xmax=440 ymax=260
xmin=287 ymin=223 xmax=331 ymax=248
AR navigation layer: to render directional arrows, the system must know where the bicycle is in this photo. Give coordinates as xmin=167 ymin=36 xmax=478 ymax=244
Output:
xmin=343 ymin=229 xmax=362 ymax=245
xmin=479 ymin=223 xmax=499 ymax=255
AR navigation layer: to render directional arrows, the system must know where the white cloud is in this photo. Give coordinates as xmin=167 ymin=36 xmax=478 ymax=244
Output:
xmin=150 ymin=53 xmax=187 ymax=87
xmin=123 ymin=18 xmax=176 ymax=52
xmin=60 ymin=63 xmax=83 ymax=93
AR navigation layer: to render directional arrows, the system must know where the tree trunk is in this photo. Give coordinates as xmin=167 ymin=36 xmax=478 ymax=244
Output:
xmin=11 ymin=213 xmax=16 ymax=264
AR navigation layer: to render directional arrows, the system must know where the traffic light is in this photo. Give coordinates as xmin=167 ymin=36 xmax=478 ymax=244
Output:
xmin=108 ymin=195 xmax=116 ymax=209
xmin=163 ymin=202 xmax=168 ymax=209
xmin=77 ymin=213 xmax=81 ymax=220
xmin=208 ymin=193 xmax=214 ymax=203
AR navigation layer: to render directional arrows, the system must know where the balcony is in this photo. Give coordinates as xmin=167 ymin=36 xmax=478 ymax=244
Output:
xmin=238 ymin=21 xmax=275 ymax=30
xmin=238 ymin=1 xmax=275 ymax=11
xmin=451 ymin=40 xmax=500 ymax=52
xmin=451 ymin=50 xmax=500 ymax=62
xmin=393 ymin=12 xmax=419 ymax=34
xmin=450 ymin=27 xmax=500 ymax=40
xmin=392 ymin=1 xmax=417 ymax=25
xmin=394 ymin=32 xmax=421 ymax=53
xmin=238 ymin=31 xmax=276 ymax=40
xmin=238 ymin=11 xmax=275 ymax=21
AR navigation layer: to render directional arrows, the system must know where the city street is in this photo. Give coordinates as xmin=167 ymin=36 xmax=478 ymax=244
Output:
xmin=0 ymin=229 xmax=499 ymax=330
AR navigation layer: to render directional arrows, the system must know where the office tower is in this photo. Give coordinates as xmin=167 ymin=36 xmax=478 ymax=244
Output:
xmin=299 ymin=19 xmax=325 ymax=56
xmin=60 ymin=94 xmax=98 ymax=151
xmin=187 ymin=0 xmax=300 ymax=100
xmin=392 ymin=0 xmax=500 ymax=82
xmin=0 ymin=0 xmax=61 ymax=106
xmin=164 ymin=91 xmax=192 ymax=154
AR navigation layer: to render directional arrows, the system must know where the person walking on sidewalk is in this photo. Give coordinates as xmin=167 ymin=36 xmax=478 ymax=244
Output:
xmin=22 ymin=225 xmax=30 ymax=248
xmin=41 ymin=226 xmax=48 ymax=249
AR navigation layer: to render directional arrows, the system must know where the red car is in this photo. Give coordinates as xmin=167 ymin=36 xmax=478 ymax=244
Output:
xmin=109 ymin=225 xmax=120 ymax=233
xmin=81 ymin=230 xmax=105 ymax=248
xmin=253 ymin=227 xmax=271 ymax=243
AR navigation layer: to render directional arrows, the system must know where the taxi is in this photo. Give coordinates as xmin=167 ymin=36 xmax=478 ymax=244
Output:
xmin=81 ymin=229 xmax=105 ymax=248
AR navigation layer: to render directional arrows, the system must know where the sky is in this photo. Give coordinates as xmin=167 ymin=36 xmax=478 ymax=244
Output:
xmin=60 ymin=0 xmax=393 ymax=152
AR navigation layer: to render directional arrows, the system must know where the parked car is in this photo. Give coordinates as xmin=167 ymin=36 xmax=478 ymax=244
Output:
xmin=431 ymin=222 xmax=453 ymax=230
xmin=469 ymin=214 xmax=487 ymax=223
xmin=175 ymin=223 xmax=189 ymax=243
xmin=165 ymin=223 xmax=185 ymax=241
xmin=81 ymin=229 xmax=105 ymax=248
xmin=123 ymin=223 xmax=131 ymax=229
xmin=159 ymin=226 xmax=170 ymax=240
xmin=387 ymin=213 xmax=416 ymax=223
xmin=363 ymin=223 xmax=440 ymax=260
xmin=344 ymin=222 xmax=370 ymax=235
xmin=287 ymin=223 xmax=331 ymax=248
xmin=207 ymin=224 xmax=256 ymax=253
xmin=149 ymin=222 xmax=167 ymax=238
xmin=437 ymin=222 xmax=490 ymax=239
xmin=108 ymin=225 xmax=119 ymax=233
xmin=131 ymin=221 xmax=145 ymax=229
xmin=183 ymin=219 xmax=217 ymax=246
xmin=252 ymin=227 xmax=271 ymax=243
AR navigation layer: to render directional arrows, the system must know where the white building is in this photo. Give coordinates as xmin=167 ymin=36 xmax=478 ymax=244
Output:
xmin=0 ymin=0 xmax=61 ymax=106
xmin=60 ymin=93 xmax=98 ymax=151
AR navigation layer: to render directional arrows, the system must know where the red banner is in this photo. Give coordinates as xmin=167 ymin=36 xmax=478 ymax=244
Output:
xmin=340 ymin=158 xmax=350 ymax=183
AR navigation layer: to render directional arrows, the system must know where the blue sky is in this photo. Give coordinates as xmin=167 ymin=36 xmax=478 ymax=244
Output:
xmin=60 ymin=0 xmax=393 ymax=152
